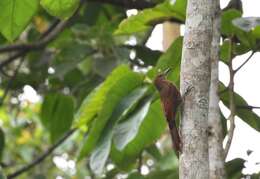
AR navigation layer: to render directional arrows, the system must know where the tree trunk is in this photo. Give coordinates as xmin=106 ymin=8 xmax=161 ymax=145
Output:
xmin=179 ymin=0 xmax=213 ymax=178
xmin=208 ymin=1 xmax=226 ymax=179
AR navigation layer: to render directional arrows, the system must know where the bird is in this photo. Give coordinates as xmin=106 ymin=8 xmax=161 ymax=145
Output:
xmin=154 ymin=68 xmax=182 ymax=154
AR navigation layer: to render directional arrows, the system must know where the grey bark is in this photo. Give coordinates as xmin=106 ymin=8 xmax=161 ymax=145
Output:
xmin=208 ymin=1 xmax=226 ymax=178
xmin=179 ymin=0 xmax=213 ymax=178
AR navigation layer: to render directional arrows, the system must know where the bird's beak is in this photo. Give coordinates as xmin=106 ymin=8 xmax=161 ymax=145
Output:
xmin=163 ymin=68 xmax=171 ymax=75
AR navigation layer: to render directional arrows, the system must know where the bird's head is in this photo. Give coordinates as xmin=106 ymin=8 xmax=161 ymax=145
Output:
xmin=154 ymin=68 xmax=171 ymax=90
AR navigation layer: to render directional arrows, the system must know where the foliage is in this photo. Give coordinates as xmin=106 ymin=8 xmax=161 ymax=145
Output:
xmin=0 ymin=0 xmax=259 ymax=178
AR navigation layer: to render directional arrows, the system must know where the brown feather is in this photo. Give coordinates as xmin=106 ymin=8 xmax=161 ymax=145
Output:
xmin=154 ymin=75 xmax=182 ymax=154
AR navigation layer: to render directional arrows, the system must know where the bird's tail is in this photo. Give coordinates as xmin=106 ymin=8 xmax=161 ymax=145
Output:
xmin=168 ymin=121 xmax=182 ymax=156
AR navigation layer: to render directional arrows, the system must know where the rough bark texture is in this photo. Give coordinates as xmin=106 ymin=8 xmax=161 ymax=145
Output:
xmin=179 ymin=0 xmax=213 ymax=178
xmin=208 ymin=1 xmax=226 ymax=178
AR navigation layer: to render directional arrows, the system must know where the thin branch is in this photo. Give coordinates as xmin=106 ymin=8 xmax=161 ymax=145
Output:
xmin=0 ymin=20 xmax=68 ymax=54
xmin=0 ymin=51 xmax=27 ymax=70
xmin=6 ymin=128 xmax=77 ymax=179
xmin=0 ymin=68 xmax=12 ymax=78
xmin=224 ymin=39 xmax=236 ymax=158
xmin=138 ymin=152 xmax=143 ymax=173
xmin=40 ymin=19 xmax=61 ymax=40
xmin=0 ymin=0 xmax=154 ymax=54
xmin=237 ymin=105 xmax=260 ymax=110
xmin=86 ymin=0 xmax=155 ymax=9
xmin=0 ymin=56 xmax=25 ymax=106
xmin=234 ymin=51 xmax=255 ymax=73
xmin=0 ymin=1 xmax=84 ymax=69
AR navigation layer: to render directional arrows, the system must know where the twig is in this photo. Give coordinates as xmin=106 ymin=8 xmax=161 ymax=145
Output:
xmin=234 ymin=51 xmax=255 ymax=73
xmin=0 ymin=56 xmax=25 ymax=106
xmin=138 ymin=152 xmax=143 ymax=173
xmin=224 ymin=39 xmax=236 ymax=158
xmin=6 ymin=128 xmax=77 ymax=179
xmin=0 ymin=68 xmax=12 ymax=78
xmin=86 ymin=0 xmax=155 ymax=9
xmin=40 ymin=19 xmax=60 ymax=40
xmin=0 ymin=51 xmax=27 ymax=70
xmin=0 ymin=1 xmax=84 ymax=68
xmin=237 ymin=105 xmax=260 ymax=110
xmin=0 ymin=20 xmax=68 ymax=54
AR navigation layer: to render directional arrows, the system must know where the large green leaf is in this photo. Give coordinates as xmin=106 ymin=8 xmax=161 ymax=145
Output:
xmin=0 ymin=0 xmax=39 ymax=41
xmin=41 ymin=93 xmax=74 ymax=143
xmin=221 ymin=10 xmax=256 ymax=48
xmin=148 ymin=37 xmax=183 ymax=84
xmin=0 ymin=168 xmax=5 ymax=179
xmin=232 ymin=17 xmax=260 ymax=49
xmin=113 ymin=96 xmax=153 ymax=150
xmin=221 ymin=9 xmax=242 ymax=36
xmin=233 ymin=17 xmax=260 ymax=32
xmin=155 ymin=151 xmax=178 ymax=171
xmin=220 ymin=83 xmax=260 ymax=131
xmin=52 ymin=43 xmax=94 ymax=78
xmin=126 ymin=45 xmax=162 ymax=66
xmin=220 ymin=40 xmax=232 ymax=64
xmin=75 ymin=65 xmax=136 ymax=128
xmin=127 ymin=169 xmax=178 ymax=179
xmin=40 ymin=0 xmax=80 ymax=19
xmin=78 ymin=66 xmax=144 ymax=160
xmin=88 ymin=86 xmax=149 ymax=174
xmin=146 ymin=169 xmax=178 ymax=179
xmin=111 ymin=100 xmax=166 ymax=169
xmin=225 ymin=158 xmax=245 ymax=179
xmin=89 ymin=129 xmax=112 ymax=175
xmin=115 ymin=0 xmax=186 ymax=35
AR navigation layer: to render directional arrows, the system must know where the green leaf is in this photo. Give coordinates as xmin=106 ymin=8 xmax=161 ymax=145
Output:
xmin=145 ymin=169 xmax=178 ymax=179
xmin=148 ymin=37 xmax=183 ymax=84
xmin=111 ymin=100 xmax=166 ymax=169
xmin=40 ymin=0 xmax=80 ymax=19
xmin=127 ymin=45 xmax=162 ymax=66
xmin=221 ymin=9 xmax=242 ymax=36
xmin=52 ymin=43 xmax=94 ymax=78
xmin=220 ymin=111 xmax=227 ymax=137
xmin=220 ymin=40 xmax=231 ymax=64
xmin=78 ymin=66 xmax=144 ymax=159
xmin=221 ymin=10 xmax=256 ymax=48
xmin=145 ymin=144 xmax=163 ymax=161
xmin=233 ymin=17 xmax=260 ymax=32
xmin=89 ymin=130 xmax=112 ymax=175
xmin=220 ymin=83 xmax=260 ymax=131
xmin=233 ymin=42 xmax=251 ymax=55
xmin=41 ymin=93 xmax=74 ymax=143
xmin=252 ymin=26 xmax=260 ymax=39
xmin=113 ymin=96 xmax=153 ymax=150
xmin=127 ymin=172 xmax=145 ymax=179
xmin=115 ymin=0 xmax=186 ymax=35
xmin=225 ymin=158 xmax=245 ymax=179
xmin=0 ymin=168 xmax=6 ymax=179
xmin=127 ymin=169 xmax=178 ymax=179
xmin=0 ymin=128 xmax=5 ymax=160
xmin=75 ymin=65 xmax=141 ymax=128
xmin=155 ymin=151 xmax=178 ymax=171
xmin=88 ymin=86 xmax=149 ymax=174
xmin=0 ymin=0 xmax=39 ymax=41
